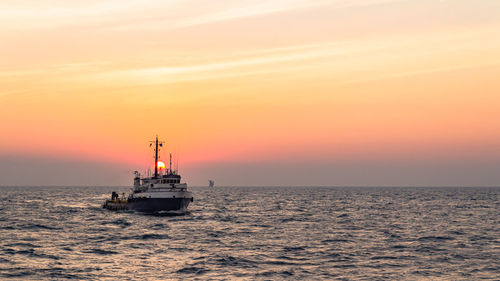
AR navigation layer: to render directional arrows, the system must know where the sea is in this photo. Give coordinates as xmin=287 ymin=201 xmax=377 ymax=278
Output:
xmin=0 ymin=186 xmax=498 ymax=280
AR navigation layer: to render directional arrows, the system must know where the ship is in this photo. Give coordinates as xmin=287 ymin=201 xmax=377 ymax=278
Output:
xmin=103 ymin=136 xmax=193 ymax=214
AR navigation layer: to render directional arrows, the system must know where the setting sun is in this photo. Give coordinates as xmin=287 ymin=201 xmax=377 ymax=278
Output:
xmin=157 ymin=161 xmax=165 ymax=171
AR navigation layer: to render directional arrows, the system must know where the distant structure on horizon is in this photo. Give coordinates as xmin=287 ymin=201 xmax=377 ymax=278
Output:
xmin=209 ymin=180 xmax=215 ymax=188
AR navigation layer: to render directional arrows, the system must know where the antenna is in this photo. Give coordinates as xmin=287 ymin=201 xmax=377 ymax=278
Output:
xmin=169 ymin=153 xmax=172 ymax=175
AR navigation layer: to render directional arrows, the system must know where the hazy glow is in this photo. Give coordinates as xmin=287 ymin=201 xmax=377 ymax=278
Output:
xmin=1 ymin=0 xmax=500 ymax=185
xmin=157 ymin=161 xmax=165 ymax=171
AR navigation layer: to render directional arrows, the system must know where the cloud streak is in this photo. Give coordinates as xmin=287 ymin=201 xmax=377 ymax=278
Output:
xmin=72 ymin=25 xmax=500 ymax=86
xmin=2 ymin=21 xmax=499 ymax=92
xmin=0 ymin=0 xmax=406 ymax=31
xmin=105 ymin=0 xmax=408 ymax=32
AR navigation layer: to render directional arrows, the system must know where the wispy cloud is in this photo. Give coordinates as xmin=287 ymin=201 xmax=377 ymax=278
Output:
xmin=0 ymin=0 xmax=406 ymax=31
xmin=106 ymin=0 xmax=407 ymax=32
xmin=2 ymin=22 xmax=499 ymax=90
xmin=168 ymin=0 xmax=335 ymax=29
xmin=342 ymin=61 xmax=500 ymax=85
xmin=74 ymin=25 xmax=500 ymax=85
xmin=0 ymin=0 xmax=182 ymax=30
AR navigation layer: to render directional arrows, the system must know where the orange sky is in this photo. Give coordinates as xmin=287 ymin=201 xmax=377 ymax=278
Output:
xmin=1 ymin=0 xmax=500 ymax=185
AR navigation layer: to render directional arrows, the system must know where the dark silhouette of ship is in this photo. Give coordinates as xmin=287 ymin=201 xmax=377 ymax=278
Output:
xmin=103 ymin=136 xmax=193 ymax=213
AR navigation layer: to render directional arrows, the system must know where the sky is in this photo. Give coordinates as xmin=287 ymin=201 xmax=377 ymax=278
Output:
xmin=1 ymin=0 xmax=500 ymax=186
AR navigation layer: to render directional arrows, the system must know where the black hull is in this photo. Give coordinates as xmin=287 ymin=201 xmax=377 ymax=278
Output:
xmin=127 ymin=197 xmax=192 ymax=213
xmin=104 ymin=198 xmax=192 ymax=213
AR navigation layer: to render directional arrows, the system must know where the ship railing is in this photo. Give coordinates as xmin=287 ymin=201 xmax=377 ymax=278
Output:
xmin=149 ymin=183 xmax=188 ymax=190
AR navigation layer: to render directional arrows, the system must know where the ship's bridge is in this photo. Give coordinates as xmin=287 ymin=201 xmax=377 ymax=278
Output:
xmin=161 ymin=173 xmax=181 ymax=184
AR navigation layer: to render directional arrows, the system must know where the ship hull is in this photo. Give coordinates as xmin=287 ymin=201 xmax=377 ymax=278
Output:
xmin=103 ymin=197 xmax=193 ymax=213
xmin=127 ymin=197 xmax=192 ymax=213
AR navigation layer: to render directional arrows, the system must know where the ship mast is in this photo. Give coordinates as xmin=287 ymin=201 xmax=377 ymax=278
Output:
xmin=154 ymin=136 xmax=159 ymax=178
xmin=151 ymin=135 xmax=164 ymax=178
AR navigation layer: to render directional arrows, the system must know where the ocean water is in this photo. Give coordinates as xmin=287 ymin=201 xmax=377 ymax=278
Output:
xmin=0 ymin=186 xmax=498 ymax=280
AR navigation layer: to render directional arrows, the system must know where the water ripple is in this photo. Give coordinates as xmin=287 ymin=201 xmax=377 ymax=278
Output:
xmin=0 ymin=186 xmax=498 ymax=280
